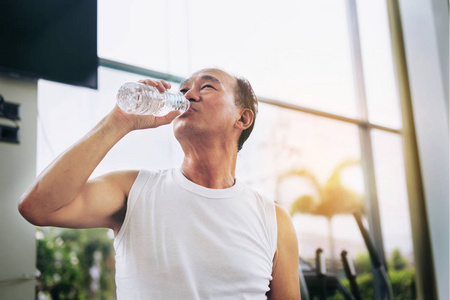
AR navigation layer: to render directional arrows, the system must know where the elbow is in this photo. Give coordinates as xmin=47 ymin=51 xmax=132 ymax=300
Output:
xmin=18 ymin=194 xmax=47 ymax=227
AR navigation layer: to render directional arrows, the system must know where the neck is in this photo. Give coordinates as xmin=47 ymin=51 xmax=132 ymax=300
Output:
xmin=180 ymin=141 xmax=238 ymax=189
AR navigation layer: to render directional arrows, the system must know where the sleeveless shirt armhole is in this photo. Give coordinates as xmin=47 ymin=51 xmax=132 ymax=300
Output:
xmin=114 ymin=169 xmax=152 ymax=247
xmin=265 ymin=196 xmax=278 ymax=260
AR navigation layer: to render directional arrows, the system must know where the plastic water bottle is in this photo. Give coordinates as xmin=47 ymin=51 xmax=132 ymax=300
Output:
xmin=116 ymin=82 xmax=190 ymax=116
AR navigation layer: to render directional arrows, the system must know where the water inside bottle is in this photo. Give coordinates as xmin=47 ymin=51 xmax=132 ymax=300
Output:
xmin=117 ymin=82 xmax=164 ymax=115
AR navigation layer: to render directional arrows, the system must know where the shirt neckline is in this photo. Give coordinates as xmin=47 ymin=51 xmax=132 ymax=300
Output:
xmin=172 ymin=168 xmax=242 ymax=199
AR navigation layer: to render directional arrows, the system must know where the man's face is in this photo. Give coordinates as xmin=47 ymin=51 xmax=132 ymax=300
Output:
xmin=173 ymin=69 xmax=241 ymax=144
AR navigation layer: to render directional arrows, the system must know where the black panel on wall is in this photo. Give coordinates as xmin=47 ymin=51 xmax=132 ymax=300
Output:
xmin=0 ymin=0 xmax=98 ymax=89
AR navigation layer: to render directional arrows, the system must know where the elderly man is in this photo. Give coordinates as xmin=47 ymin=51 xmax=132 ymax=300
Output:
xmin=19 ymin=68 xmax=300 ymax=299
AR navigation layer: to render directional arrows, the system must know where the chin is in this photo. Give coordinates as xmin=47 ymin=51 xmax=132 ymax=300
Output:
xmin=173 ymin=119 xmax=194 ymax=139
xmin=174 ymin=120 xmax=210 ymax=141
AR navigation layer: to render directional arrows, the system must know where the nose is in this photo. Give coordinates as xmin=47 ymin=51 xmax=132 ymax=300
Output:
xmin=184 ymin=89 xmax=200 ymax=102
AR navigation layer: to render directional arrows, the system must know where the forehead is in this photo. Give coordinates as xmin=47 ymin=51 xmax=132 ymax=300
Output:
xmin=180 ymin=69 xmax=236 ymax=89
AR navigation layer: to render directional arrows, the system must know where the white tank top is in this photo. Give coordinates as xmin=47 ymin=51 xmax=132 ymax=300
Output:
xmin=114 ymin=168 xmax=277 ymax=300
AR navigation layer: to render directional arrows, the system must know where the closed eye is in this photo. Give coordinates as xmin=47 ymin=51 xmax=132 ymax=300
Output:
xmin=180 ymin=84 xmax=215 ymax=94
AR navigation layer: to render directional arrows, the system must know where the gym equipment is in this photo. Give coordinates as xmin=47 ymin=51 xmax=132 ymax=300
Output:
xmin=341 ymin=250 xmax=362 ymax=300
xmin=298 ymin=212 xmax=395 ymax=299
xmin=353 ymin=212 xmax=393 ymax=300
xmin=300 ymin=249 xmax=353 ymax=300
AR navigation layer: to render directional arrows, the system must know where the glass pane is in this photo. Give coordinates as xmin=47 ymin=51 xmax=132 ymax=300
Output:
xmin=98 ymin=0 xmax=358 ymax=118
xmin=98 ymin=0 xmax=191 ymax=76
xmin=356 ymin=0 xmax=402 ymax=129
xmin=187 ymin=0 xmax=357 ymax=118
xmin=372 ymin=129 xmax=416 ymax=298
xmin=237 ymin=103 xmax=367 ymax=275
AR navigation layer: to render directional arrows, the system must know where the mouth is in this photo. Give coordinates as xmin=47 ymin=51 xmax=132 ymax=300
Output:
xmin=187 ymin=103 xmax=197 ymax=112
xmin=178 ymin=105 xmax=196 ymax=118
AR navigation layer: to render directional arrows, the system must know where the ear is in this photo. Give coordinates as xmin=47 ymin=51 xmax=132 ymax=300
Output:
xmin=235 ymin=108 xmax=254 ymax=131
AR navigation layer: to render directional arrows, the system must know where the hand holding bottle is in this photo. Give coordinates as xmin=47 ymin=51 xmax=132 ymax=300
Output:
xmin=111 ymin=79 xmax=183 ymax=132
xmin=117 ymin=79 xmax=189 ymax=116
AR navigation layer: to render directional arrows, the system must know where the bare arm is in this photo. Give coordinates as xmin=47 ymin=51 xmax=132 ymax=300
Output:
xmin=18 ymin=79 xmax=179 ymax=233
xmin=267 ymin=204 xmax=301 ymax=300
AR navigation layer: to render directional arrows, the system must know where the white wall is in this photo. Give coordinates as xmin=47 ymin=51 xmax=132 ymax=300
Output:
xmin=431 ymin=0 xmax=449 ymax=110
xmin=0 ymin=77 xmax=38 ymax=300
xmin=398 ymin=0 xmax=449 ymax=299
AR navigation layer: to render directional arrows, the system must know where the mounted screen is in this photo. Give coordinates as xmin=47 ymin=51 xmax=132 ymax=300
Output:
xmin=0 ymin=0 xmax=98 ymax=89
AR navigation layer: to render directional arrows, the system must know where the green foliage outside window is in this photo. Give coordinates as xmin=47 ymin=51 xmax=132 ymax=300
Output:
xmin=329 ymin=249 xmax=416 ymax=300
xmin=35 ymin=227 xmax=116 ymax=300
xmin=328 ymin=269 xmax=416 ymax=300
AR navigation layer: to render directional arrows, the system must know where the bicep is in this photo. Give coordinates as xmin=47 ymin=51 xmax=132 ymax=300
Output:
xmin=44 ymin=171 xmax=138 ymax=230
xmin=268 ymin=205 xmax=301 ymax=300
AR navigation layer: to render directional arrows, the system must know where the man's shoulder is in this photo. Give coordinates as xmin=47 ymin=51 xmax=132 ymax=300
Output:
xmin=93 ymin=170 xmax=139 ymax=187
xmin=117 ymin=168 xmax=173 ymax=182
xmin=128 ymin=168 xmax=181 ymax=192
xmin=238 ymin=181 xmax=263 ymax=196
xmin=95 ymin=168 xmax=173 ymax=193
xmin=239 ymin=183 xmax=275 ymax=206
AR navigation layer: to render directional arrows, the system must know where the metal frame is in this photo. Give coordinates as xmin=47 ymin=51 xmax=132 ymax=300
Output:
xmin=386 ymin=0 xmax=438 ymax=298
xmin=100 ymin=58 xmax=185 ymax=83
xmin=345 ymin=1 xmax=388 ymax=297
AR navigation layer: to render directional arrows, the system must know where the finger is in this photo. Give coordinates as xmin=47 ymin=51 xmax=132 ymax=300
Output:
xmin=159 ymin=80 xmax=171 ymax=90
xmin=154 ymin=110 xmax=181 ymax=126
xmin=153 ymin=81 xmax=166 ymax=93
xmin=138 ymin=79 xmax=166 ymax=93
xmin=138 ymin=79 xmax=156 ymax=85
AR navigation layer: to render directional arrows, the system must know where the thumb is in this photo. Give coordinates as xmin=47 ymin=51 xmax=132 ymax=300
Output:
xmin=154 ymin=110 xmax=182 ymax=126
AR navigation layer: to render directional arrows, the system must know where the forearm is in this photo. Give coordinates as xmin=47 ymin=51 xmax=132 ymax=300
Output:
xmin=18 ymin=111 xmax=131 ymax=223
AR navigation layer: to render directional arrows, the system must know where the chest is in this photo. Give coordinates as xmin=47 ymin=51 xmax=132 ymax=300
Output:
xmin=125 ymin=186 xmax=273 ymax=281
